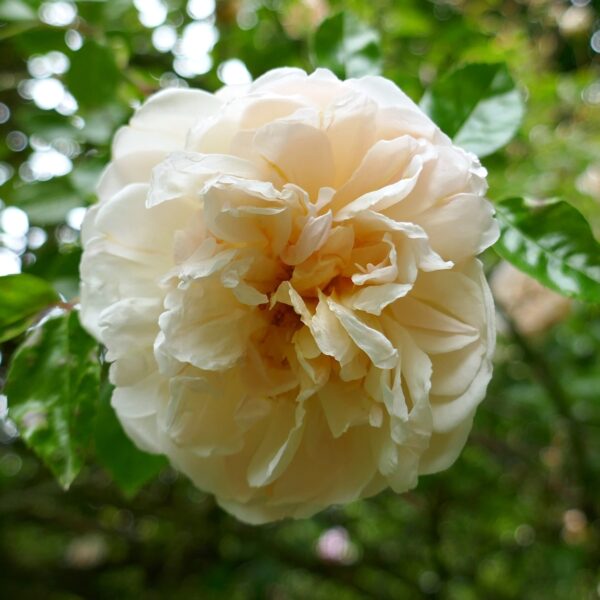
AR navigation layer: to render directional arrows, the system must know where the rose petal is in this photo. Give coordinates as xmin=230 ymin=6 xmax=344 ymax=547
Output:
xmin=326 ymin=295 xmax=398 ymax=369
xmin=113 ymin=88 xmax=222 ymax=159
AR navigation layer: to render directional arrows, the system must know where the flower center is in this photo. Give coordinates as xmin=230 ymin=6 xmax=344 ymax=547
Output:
xmin=260 ymin=301 xmax=302 ymax=330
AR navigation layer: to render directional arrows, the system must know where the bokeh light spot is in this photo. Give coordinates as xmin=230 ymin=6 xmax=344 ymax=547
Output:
xmin=217 ymin=58 xmax=252 ymax=86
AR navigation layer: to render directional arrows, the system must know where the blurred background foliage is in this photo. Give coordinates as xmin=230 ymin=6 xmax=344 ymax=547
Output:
xmin=0 ymin=0 xmax=599 ymax=598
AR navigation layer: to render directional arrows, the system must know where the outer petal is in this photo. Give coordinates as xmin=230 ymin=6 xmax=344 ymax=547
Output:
xmin=347 ymin=75 xmax=425 ymax=111
xmin=418 ymin=410 xmax=476 ymax=475
xmin=407 ymin=261 xmax=495 ymax=433
xmin=113 ymin=88 xmax=222 ymax=159
xmin=97 ymin=151 xmax=166 ymax=204
xmin=414 ymin=193 xmax=499 ymax=261
xmin=80 ymin=184 xmax=189 ymax=339
xmin=111 ymin=372 xmax=168 ymax=455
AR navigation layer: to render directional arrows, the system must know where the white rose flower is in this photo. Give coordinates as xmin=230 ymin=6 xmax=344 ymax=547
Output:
xmin=80 ymin=68 xmax=498 ymax=524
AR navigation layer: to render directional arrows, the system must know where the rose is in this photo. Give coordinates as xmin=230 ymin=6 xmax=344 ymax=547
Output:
xmin=80 ymin=68 xmax=498 ymax=524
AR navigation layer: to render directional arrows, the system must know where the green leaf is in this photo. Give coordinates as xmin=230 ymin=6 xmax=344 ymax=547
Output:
xmin=0 ymin=0 xmax=36 ymax=21
xmin=0 ymin=274 xmax=60 ymax=342
xmin=10 ymin=178 xmax=83 ymax=225
xmin=65 ymin=40 xmax=121 ymax=109
xmin=494 ymin=197 xmax=600 ymax=304
xmin=26 ymin=245 xmax=82 ymax=301
xmin=420 ymin=63 xmax=524 ymax=158
xmin=4 ymin=312 xmax=101 ymax=488
xmin=94 ymin=383 xmax=167 ymax=498
xmin=313 ymin=12 xmax=381 ymax=78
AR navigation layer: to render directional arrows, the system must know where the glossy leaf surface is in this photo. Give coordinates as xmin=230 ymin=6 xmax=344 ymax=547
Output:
xmin=0 ymin=273 xmax=60 ymax=342
xmin=4 ymin=311 xmax=101 ymax=487
xmin=420 ymin=63 xmax=524 ymax=157
xmin=494 ymin=197 xmax=600 ymax=304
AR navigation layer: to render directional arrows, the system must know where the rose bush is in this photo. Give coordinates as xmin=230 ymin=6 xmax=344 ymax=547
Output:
xmin=80 ymin=68 xmax=498 ymax=524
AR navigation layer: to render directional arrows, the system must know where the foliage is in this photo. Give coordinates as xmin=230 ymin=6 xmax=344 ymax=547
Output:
xmin=93 ymin=381 xmax=168 ymax=498
xmin=4 ymin=310 xmax=99 ymax=488
xmin=420 ymin=62 xmax=524 ymax=157
xmin=0 ymin=0 xmax=599 ymax=598
xmin=0 ymin=273 xmax=59 ymax=342
xmin=313 ymin=12 xmax=382 ymax=78
xmin=495 ymin=197 xmax=600 ymax=303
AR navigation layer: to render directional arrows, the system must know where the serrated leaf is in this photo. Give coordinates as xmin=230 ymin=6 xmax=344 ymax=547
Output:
xmin=420 ymin=63 xmax=524 ymax=158
xmin=94 ymin=383 xmax=167 ymax=498
xmin=0 ymin=274 xmax=60 ymax=342
xmin=65 ymin=40 xmax=121 ymax=109
xmin=313 ymin=12 xmax=381 ymax=78
xmin=4 ymin=312 xmax=101 ymax=488
xmin=494 ymin=197 xmax=600 ymax=304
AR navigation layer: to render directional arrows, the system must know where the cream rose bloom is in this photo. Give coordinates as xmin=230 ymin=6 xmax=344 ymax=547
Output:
xmin=80 ymin=68 xmax=498 ymax=524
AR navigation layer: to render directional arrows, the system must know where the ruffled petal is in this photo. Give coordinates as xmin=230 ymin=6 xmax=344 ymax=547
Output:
xmin=327 ymin=295 xmax=398 ymax=369
xmin=332 ymin=136 xmax=423 ymax=217
xmin=253 ymin=115 xmax=336 ymax=197
xmin=111 ymin=372 xmax=168 ymax=454
xmin=113 ymin=88 xmax=222 ymax=159
xmin=418 ymin=411 xmax=475 ymax=474
xmin=414 ymin=192 xmax=499 ymax=261
xmin=148 ymin=151 xmax=264 ymax=206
